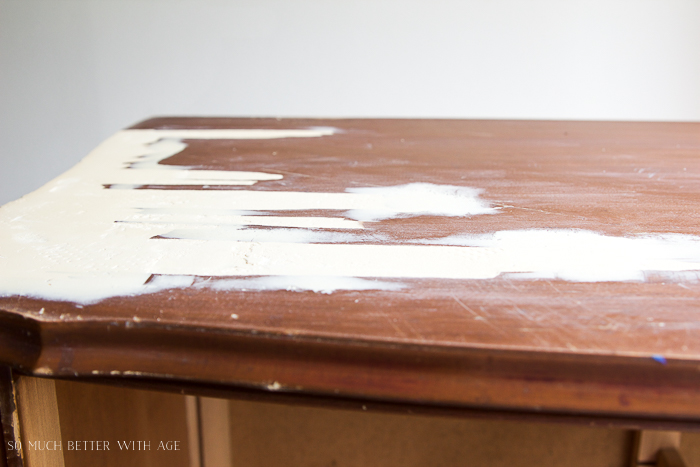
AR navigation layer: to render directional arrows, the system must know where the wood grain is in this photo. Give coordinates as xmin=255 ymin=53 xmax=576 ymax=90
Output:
xmin=199 ymin=397 xmax=231 ymax=467
xmin=3 ymin=118 xmax=700 ymax=424
xmin=15 ymin=376 xmax=64 ymax=467
xmin=226 ymin=398 xmax=633 ymax=467
xmin=53 ymin=379 xmax=191 ymax=467
xmin=184 ymin=396 xmax=201 ymax=467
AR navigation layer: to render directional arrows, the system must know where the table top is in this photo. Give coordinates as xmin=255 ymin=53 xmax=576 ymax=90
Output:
xmin=2 ymin=117 xmax=700 ymax=426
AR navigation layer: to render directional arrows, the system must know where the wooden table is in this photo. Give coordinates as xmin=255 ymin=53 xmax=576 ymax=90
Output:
xmin=2 ymin=118 xmax=700 ymax=467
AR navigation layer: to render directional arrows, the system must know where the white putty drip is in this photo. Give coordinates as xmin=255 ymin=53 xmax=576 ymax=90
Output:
xmin=123 ymin=212 xmax=364 ymax=230
xmin=4 ymin=127 xmax=700 ymax=304
xmin=111 ymin=137 xmax=281 ymax=186
xmin=0 ymin=127 xmax=499 ymax=303
xmin=138 ymin=208 xmax=267 ymax=216
xmin=158 ymin=227 xmax=376 ymax=244
xmin=420 ymin=230 xmax=700 ymax=282
xmin=345 ymin=183 xmax=497 ymax=221
xmin=194 ymin=275 xmax=404 ymax=294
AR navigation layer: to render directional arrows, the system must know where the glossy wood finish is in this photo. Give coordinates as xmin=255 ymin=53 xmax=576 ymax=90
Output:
xmin=2 ymin=118 xmax=700 ymax=425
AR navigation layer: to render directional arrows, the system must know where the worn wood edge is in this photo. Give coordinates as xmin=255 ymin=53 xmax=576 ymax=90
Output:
xmin=0 ymin=312 xmax=42 ymax=373
xmin=0 ymin=424 xmax=6 ymax=467
xmin=4 ymin=317 xmax=700 ymax=423
xmin=0 ymin=368 xmax=23 ymax=467
xmin=128 ymin=116 xmax=494 ymax=130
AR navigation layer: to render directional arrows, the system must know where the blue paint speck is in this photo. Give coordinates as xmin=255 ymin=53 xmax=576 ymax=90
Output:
xmin=652 ymin=355 xmax=667 ymax=365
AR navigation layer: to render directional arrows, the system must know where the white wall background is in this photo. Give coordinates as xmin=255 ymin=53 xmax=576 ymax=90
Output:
xmin=1 ymin=0 xmax=700 ymax=205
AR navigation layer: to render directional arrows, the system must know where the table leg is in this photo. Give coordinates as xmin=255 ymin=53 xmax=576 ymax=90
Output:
xmin=631 ymin=430 xmax=687 ymax=467
xmin=0 ymin=367 xmax=22 ymax=467
xmin=199 ymin=397 xmax=232 ymax=467
xmin=0 ymin=369 xmax=65 ymax=467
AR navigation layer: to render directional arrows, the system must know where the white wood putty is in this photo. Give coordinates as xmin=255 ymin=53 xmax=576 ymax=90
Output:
xmin=344 ymin=184 xmax=496 ymax=221
xmin=192 ymin=276 xmax=405 ymax=295
xmin=420 ymin=230 xmax=700 ymax=282
xmin=158 ymin=227 xmax=375 ymax=244
xmin=2 ymin=128 xmax=700 ymax=304
xmin=123 ymin=213 xmax=364 ymax=230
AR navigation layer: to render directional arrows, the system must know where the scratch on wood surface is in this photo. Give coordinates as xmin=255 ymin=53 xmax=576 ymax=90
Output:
xmin=539 ymin=301 xmax=588 ymax=347
xmin=451 ymin=295 xmax=504 ymax=334
xmin=374 ymin=310 xmax=407 ymax=338
xmin=270 ymin=169 xmax=327 ymax=180
xmin=270 ymin=169 xmax=383 ymax=187
xmin=501 ymin=300 xmax=551 ymax=346
xmin=451 ymin=295 xmax=478 ymax=317
xmin=494 ymin=203 xmax=588 ymax=220
xmin=545 ymin=280 xmax=562 ymax=294
xmin=514 ymin=326 xmax=549 ymax=346
xmin=509 ymin=303 xmax=536 ymax=322
xmin=504 ymin=279 xmax=524 ymax=293
xmin=400 ymin=318 xmax=426 ymax=342
xmin=574 ymin=299 xmax=595 ymax=316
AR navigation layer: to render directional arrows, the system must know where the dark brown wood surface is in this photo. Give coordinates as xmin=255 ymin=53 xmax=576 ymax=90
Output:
xmin=3 ymin=118 xmax=700 ymax=424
